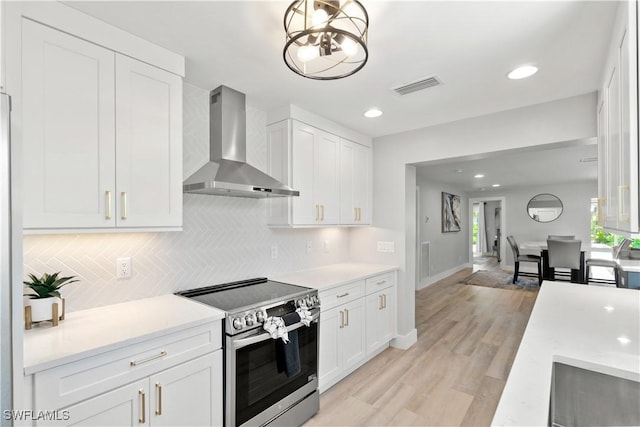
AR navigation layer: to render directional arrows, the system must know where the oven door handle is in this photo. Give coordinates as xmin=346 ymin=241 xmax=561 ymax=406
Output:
xmin=232 ymin=316 xmax=319 ymax=350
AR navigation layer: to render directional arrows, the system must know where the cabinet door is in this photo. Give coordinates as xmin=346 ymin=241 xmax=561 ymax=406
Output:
xmin=605 ymin=64 xmax=620 ymax=229
xmin=597 ymin=99 xmax=608 ymax=227
xmin=339 ymin=299 xmax=366 ymax=373
xmin=46 ymin=379 xmax=148 ymax=427
xmin=314 ymin=130 xmax=340 ymax=225
xmin=115 ymin=54 xmax=183 ymax=228
xmin=22 ymin=19 xmax=116 ymax=229
xmin=318 ymin=306 xmax=342 ymax=391
xmin=339 ymin=140 xmax=371 ymax=225
xmin=365 ymin=289 xmax=395 ymax=354
xmin=149 ymin=352 xmax=222 ymax=427
xmin=291 ymin=121 xmax=317 ymax=225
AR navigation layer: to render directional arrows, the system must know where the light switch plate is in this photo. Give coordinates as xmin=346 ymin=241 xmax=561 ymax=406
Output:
xmin=377 ymin=241 xmax=395 ymax=253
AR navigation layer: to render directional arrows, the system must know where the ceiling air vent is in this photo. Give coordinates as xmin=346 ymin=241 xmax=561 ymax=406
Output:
xmin=392 ymin=75 xmax=443 ymax=96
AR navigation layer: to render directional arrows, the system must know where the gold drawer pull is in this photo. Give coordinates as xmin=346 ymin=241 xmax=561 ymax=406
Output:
xmin=376 ymin=280 xmax=386 ymax=285
xmin=336 ymin=292 xmax=350 ymax=298
xmin=339 ymin=310 xmax=344 ymax=328
xmin=139 ymin=389 xmax=145 ymax=424
xmin=130 ymin=350 xmax=167 ymax=366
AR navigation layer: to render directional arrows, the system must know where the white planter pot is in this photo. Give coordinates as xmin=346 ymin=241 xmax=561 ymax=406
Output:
xmin=27 ymin=297 xmax=62 ymax=322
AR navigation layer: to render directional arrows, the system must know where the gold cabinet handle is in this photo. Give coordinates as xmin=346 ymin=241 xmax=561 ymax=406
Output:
xmin=155 ymin=383 xmax=162 ymax=415
xmin=315 ymin=204 xmax=320 ymax=221
xmin=339 ymin=310 xmax=344 ymax=329
xmin=379 ymin=294 xmax=383 ymax=310
xmin=383 ymin=294 xmax=387 ymax=309
xmin=139 ymin=389 xmax=145 ymax=424
xmin=336 ymin=292 xmax=349 ymax=299
xmin=597 ymin=197 xmax=605 ymax=223
xmin=357 ymin=207 xmax=361 ymax=222
xmin=105 ymin=191 xmax=112 ymax=220
xmin=344 ymin=308 xmax=349 ymax=327
xmin=121 ymin=191 xmax=128 ymax=220
xmin=130 ymin=350 xmax=167 ymax=366
xmin=618 ymin=185 xmax=630 ymax=222
xmin=354 ymin=207 xmax=358 ymax=222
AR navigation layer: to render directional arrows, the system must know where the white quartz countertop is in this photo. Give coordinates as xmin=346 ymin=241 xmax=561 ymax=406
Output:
xmin=23 ymin=294 xmax=225 ymax=375
xmin=491 ymin=281 xmax=640 ymax=426
xmin=271 ymin=262 xmax=398 ymax=291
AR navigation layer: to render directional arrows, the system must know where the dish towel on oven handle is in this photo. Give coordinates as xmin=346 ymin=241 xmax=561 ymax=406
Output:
xmin=296 ymin=306 xmax=313 ymax=326
xmin=263 ymin=316 xmax=290 ymax=343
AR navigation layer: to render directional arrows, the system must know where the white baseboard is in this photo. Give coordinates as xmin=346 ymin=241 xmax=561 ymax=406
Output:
xmin=417 ymin=263 xmax=472 ymax=290
xmin=391 ymin=328 xmax=417 ymax=350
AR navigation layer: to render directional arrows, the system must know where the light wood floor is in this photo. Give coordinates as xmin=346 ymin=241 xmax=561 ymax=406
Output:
xmin=305 ymin=268 xmax=538 ymax=426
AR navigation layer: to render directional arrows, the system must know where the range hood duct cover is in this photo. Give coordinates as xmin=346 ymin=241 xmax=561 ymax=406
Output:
xmin=183 ymin=86 xmax=299 ymax=198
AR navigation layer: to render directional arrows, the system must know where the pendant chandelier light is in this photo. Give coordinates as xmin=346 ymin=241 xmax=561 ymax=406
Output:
xmin=283 ymin=0 xmax=369 ymax=80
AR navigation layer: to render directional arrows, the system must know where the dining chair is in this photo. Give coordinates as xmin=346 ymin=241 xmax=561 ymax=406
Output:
xmin=546 ymin=239 xmax=583 ymax=283
xmin=507 ymin=235 xmax=542 ymax=285
xmin=585 ymin=239 xmax=631 ymax=287
xmin=548 ymin=235 xmax=575 ymax=240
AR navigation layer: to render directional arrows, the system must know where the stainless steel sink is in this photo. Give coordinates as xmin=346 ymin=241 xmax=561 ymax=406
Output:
xmin=550 ymin=360 xmax=640 ymax=426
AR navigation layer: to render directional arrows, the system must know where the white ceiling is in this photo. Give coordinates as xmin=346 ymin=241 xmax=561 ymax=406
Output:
xmin=65 ymin=0 xmax=618 ymax=139
xmin=64 ymin=0 xmax=613 ymax=190
xmin=414 ymin=140 xmax=598 ymax=193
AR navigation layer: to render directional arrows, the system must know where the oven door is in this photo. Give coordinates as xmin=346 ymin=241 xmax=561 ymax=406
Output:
xmin=227 ymin=315 xmax=319 ymax=427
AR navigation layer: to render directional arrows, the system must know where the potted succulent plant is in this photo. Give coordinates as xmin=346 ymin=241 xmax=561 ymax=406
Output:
xmin=24 ymin=272 xmax=78 ymax=323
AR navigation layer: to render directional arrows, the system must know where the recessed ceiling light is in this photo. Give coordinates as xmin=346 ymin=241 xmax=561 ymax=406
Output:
xmin=492 ymin=184 xmax=500 ymax=187
xmin=604 ymin=305 xmax=615 ymax=312
xmin=364 ymin=108 xmax=382 ymax=118
xmin=618 ymin=336 xmax=631 ymax=345
xmin=474 ymin=174 xmax=485 ymax=178
xmin=508 ymin=65 xmax=538 ymax=80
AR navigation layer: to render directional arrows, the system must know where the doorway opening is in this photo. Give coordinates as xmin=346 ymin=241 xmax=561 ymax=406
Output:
xmin=469 ymin=198 xmax=505 ymax=271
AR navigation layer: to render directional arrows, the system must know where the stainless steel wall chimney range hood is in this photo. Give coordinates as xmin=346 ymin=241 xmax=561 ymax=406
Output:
xmin=183 ymin=86 xmax=299 ymax=198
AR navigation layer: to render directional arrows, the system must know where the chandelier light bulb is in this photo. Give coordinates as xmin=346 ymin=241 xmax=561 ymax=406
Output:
xmin=297 ymin=45 xmax=319 ymax=63
xmin=312 ymin=8 xmax=329 ymax=27
xmin=340 ymin=38 xmax=359 ymax=57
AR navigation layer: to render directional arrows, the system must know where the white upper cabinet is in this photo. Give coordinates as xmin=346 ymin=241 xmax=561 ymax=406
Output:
xmin=22 ymin=19 xmax=117 ymax=229
xmin=339 ymin=139 xmax=371 ymax=225
xmin=598 ymin=0 xmax=639 ymax=234
xmin=267 ymin=117 xmax=372 ymax=228
xmin=21 ymin=17 xmax=183 ymax=233
xmin=115 ymin=55 xmax=182 ymax=229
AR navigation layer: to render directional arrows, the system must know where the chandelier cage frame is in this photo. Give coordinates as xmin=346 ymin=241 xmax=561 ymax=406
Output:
xmin=283 ymin=0 xmax=369 ymax=80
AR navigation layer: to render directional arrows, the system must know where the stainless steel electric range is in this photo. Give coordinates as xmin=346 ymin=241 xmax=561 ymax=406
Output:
xmin=177 ymin=277 xmax=320 ymax=427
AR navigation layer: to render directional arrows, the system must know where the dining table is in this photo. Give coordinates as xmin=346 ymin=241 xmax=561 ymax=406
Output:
xmin=519 ymin=241 xmax=587 ymax=283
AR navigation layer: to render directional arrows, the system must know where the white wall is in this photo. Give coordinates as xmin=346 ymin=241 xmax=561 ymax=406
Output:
xmin=469 ymin=181 xmax=597 ymax=267
xmin=350 ymin=92 xmax=597 ymax=344
xmin=23 ymin=83 xmax=351 ymax=312
xmin=417 ymin=177 xmax=469 ymax=284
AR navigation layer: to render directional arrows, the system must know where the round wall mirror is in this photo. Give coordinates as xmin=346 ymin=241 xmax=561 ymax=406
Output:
xmin=527 ymin=193 xmax=563 ymax=223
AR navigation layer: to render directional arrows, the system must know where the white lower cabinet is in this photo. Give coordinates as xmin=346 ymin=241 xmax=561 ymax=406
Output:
xmin=28 ymin=321 xmax=223 ymax=427
xmin=318 ymin=271 xmax=396 ymax=392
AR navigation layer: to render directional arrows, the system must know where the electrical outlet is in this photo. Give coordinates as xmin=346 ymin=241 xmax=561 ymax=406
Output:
xmin=323 ymin=240 xmax=330 ymax=253
xmin=116 ymin=257 xmax=132 ymax=279
xmin=377 ymin=241 xmax=396 ymax=253
xmin=271 ymin=245 xmax=278 ymax=259
xmin=306 ymin=241 xmax=313 ymax=253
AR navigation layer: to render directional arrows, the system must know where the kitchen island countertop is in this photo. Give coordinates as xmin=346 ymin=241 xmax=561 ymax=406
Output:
xmin=23 ymin=294 xmax=225 ymax=375
xmin=491 ymin=281 xmax=640 ymax=426
xmin=271 ymin=262 xmax=398 ymax=291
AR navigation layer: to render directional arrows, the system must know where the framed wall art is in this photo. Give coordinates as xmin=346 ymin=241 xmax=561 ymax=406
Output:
xmin=442 ymin=192 xmax=461 ymax=233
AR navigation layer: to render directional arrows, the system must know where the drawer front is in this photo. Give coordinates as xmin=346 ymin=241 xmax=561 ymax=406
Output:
xmin=365 ymin=272 xmax=395 ymax=295
xmin=34 ymin=320 xmax=221 ymax=410
xmin=320 ymin=280 xmax=365 ymax=312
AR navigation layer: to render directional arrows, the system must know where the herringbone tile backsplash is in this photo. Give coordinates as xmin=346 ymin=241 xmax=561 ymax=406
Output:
xmin=23 ymin=83 xmax=350 ymax=312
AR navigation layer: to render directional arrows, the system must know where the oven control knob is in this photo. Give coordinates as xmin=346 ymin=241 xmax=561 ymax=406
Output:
xmin=305 ymin=296 xmax=312 ymax=306
xmin=313 ymin=295 xmax=320 ymax=305
xmin=297 ymin=299 xmax=304 ymax=308
xmin=256 ymin=310 xmax=265 ymax=323
xmin=232 ymin=317 xmax=245 ymax=330
xmin=245 ymin=313 xmax=256 ymax=327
